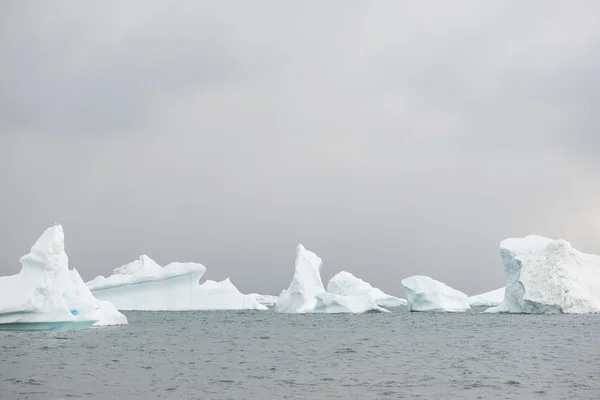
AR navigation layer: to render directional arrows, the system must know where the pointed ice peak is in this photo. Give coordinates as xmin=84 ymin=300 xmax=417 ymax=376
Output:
xmin=296 ymin=244 xmax=322 ymax=271
xmin=1 ymin=225 xmax=127 ymax=326
xmin=31 ymin=224 xmax=64 ymax=255
xmin=19 ymin=224 xmax=67 ymax=273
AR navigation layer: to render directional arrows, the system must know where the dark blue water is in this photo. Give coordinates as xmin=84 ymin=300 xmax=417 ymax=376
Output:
xmin=2 ymin=309 xmax=600 ymax=399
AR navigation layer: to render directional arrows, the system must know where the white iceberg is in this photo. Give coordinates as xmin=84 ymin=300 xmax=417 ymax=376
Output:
xmin=250 ymin=294 xmax=279 ymax=307
xmin=468 ymin=287 xmax=505 ymax=307
xmin=0 ymin=225 xmax=127 ymax=328
xmin=401 ymin=275 xmax=471 ymax=312
xmin=274 ymin=244 xmax=326 ymax=313
xmin=486 ymin=235 xmax=600 ymax=314
xmin=274 ymin=245 xmax=388 ymax=314
xmin=313 ymin=292 xmax=386 ymax=313
xmin=196 ymin=278 xmax=267 ymax=310
xmin=327 ymin=271 xmax=407 ymax=307
xmin=87 ymin=255 xmax=267 ymax=311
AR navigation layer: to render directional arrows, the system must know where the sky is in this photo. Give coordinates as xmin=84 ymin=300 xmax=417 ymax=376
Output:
xmin=1 ymin=1 xmax=599 ymax=297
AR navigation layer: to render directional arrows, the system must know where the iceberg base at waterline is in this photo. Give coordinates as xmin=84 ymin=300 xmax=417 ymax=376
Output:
xmin=87 ymin=255 xmax=267 ymax=311
xmin=402 ymin=275 xmax=471 ymax=312
xmin=0 ymin=225 xmax=127 ymax=330
xmin=0 ymin=320 xmax=98 ymax=331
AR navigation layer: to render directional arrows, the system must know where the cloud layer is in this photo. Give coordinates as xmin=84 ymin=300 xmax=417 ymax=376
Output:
xmin=1 ymin=1 xmax=600 ymax=296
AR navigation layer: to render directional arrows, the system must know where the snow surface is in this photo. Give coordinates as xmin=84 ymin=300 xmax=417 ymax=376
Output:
xmin=87 ymin=255 xmax=207 ymax=291
xmin=468 ymin=288 xmax=505 ymax=307
xmin=87 ymin=256 xmax=267 ymax=311
xmin=0 ymin=225 xmax=127 ymax=327
xmin=486 ymin=235 xmax=600 ymax=314
xmin=401 ymin=275 xmax=471 ymax=312
xmin=327 ymin=271 xmax=406 ymax=307
xmin=250 ymin=294 xmax=279 ymax=307
xmin=274 ymin=245 xmax=388 ymax=313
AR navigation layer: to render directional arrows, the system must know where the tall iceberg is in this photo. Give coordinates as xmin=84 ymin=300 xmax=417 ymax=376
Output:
xmin=468 ymin=287 xmax=505 ymax=307
xmin=87 ymin=255 xmax=267 ymax=311
xmin=274 ymin=245 xmax=388 ymax=313
xmin=275 ymin=244 xmax=325 ymax=313
xmin=401 ymin=275 xmax=471 ymax=312
xmin=0 ymin=225 xmax=127 ymax=328
xmin=486 ymin=235 xmax=600 ymax=314
xmin=327 ymin=271 xmax=406 ymax=307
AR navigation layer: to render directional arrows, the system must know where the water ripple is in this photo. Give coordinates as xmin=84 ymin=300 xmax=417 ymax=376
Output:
xmin=1 ymin=310 xmax=600 ymax=399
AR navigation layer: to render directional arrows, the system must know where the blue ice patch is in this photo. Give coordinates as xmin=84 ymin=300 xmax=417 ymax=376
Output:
xmin=70 ymin=309 xmax=79 ymax=316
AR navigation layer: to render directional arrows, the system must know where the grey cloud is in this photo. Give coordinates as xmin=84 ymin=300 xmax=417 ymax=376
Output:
xmin=1 ymin=1 xmax=600 ymax=297
xmin=0 ymin=3 xmax=245 ymax=135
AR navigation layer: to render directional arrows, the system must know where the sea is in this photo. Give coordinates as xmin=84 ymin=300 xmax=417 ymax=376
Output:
xmin=1 ymin=308 xmax=599 ymax=399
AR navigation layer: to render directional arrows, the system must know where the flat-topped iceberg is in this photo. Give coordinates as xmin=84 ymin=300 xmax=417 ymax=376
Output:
xmin=468 ymin=287 xmax=505 ymax=307
xmin=0 ymin=225 xmax=126 ymax=328
xmin=87 ymin=255 xmax=266 ymax=311
xmin=274 ymin=245 xmax=388 ymax=314
xmin=327 ymin=271 xmax=406 ymax=307
xmin=250 ymin=294 xmax=279 ymax=307
xmin=486 ymin=235 xmax=600 ymax=314
xmin=402 ymin=275 xmax=471 ymax=312
xmin=87 ymin=255 xmax=206 ymax=292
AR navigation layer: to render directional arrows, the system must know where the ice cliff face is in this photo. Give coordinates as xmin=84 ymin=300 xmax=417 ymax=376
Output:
xmin=327 ymin=271 xmax=406 ymax=307
xmin=274 ymin=245 xmax=388 ymax=314
xmin=87 ymin=256 xmax=266 ymax=311
xmin=487 ymin=235 xmax=600 ymax=314
xmin=401 ymin=275 xmax=471 ymax=312
xmin=0 ymin=225 xmax=126 ymax=327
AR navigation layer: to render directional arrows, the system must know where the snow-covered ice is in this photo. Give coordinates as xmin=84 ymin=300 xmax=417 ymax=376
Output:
xmin=0 ymin=225 xmax=126 ymax=328
xmin=486 ymin=235 xmax=600 ymax=314
xmin=401 ymin=275 xmax=471 ymax=312
xmin=250 ymin=294 xmax=279 ymax=307
xmin=87 ymin=255 xmax=267 ymax=311
xmin=313 ymin=291 xmax=385 ymax=313
xmin=327 ymin=271 xmax=406 ymax=307
xmin=274 ymin=245 xmax=388 ymax=313
xmin=87 ymin=255 xmax=207 ymax=292
xmin=468 ymin=288 xmax=505 ymax=307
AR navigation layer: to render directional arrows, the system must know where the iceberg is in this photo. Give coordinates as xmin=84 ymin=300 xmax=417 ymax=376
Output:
xmin=468 ymin=287 xmax=505 ymax=307
xmin=401 ymin=275 xmax=471 ymax=312
xmin=0 ymin=225 xmax=127 ymax=328
xmin=486 ymin=235 xmax=600 ymax=314
xmin=274 ymin=244 xmax=325 ymax=313
xmin=274 ymin=245 xmax=388 ymax=313
xmin=250 ymin=294 xmax=279 ymax=307
xmin=87 ymin=255 xmax=267 ymax=311
xmin=327 ymin=271 xmax=407 ymax=307
xmin=313 ymin=292 xmax=386 ymax=313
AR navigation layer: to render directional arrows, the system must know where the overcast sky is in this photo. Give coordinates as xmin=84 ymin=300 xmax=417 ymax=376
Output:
xmin=1 ymin=1 xmax=599 ymax=297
